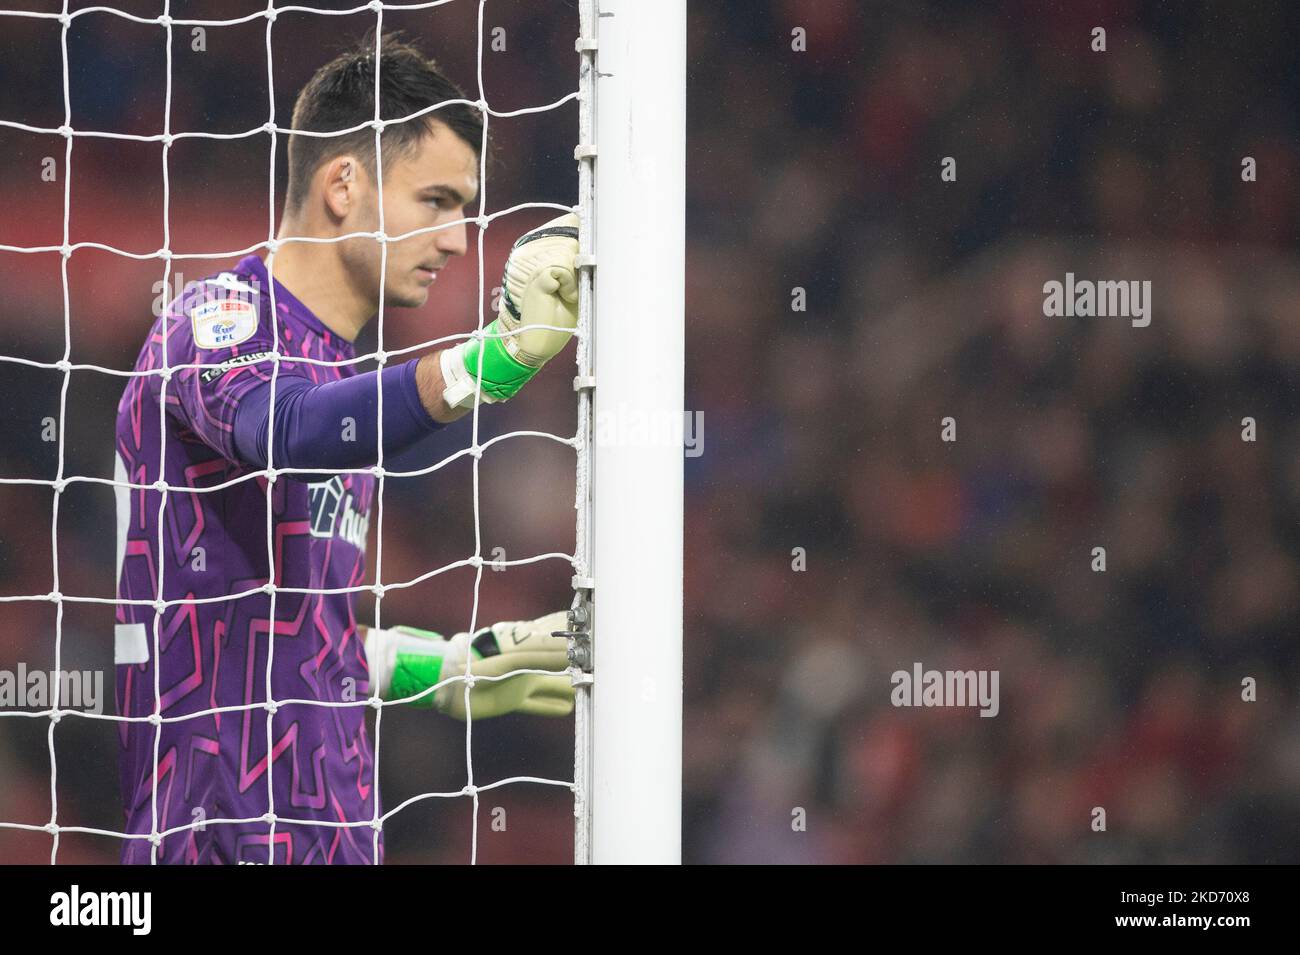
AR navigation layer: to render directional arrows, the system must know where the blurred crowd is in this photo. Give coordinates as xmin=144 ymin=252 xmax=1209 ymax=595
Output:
xmin=0 ymin=0 xmax=1298 ymax=864
xmin=684 ymin=0 xmax=1300 ymax=863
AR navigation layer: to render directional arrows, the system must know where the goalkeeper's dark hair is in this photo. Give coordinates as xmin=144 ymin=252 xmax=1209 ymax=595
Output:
xmin=285 ymin=30 xmax=488 ymax=213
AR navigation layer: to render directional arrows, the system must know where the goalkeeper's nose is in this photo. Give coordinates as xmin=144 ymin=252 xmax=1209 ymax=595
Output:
xmin=432 ymin=217 xmax=469 ymax=259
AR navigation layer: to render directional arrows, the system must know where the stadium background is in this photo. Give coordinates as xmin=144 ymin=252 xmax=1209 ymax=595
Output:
xmin=0 ymin=0 xmax=1297 ymax=863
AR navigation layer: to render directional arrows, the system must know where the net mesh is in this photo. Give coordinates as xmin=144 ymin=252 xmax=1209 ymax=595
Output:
xmin=0 ymin=0 xmax=593 ymax=865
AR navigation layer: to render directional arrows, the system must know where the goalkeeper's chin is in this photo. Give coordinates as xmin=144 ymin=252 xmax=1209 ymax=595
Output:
xmin=386 ymin=271 xmax=438 ymax=308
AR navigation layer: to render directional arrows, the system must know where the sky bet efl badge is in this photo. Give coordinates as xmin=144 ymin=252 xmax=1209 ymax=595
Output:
xmin=191 ymin=297 xmax=258 ymax=350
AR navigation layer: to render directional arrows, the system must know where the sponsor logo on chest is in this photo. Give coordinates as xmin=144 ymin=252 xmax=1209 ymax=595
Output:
xmin=307 ymin=476 xmax=370 ymax=551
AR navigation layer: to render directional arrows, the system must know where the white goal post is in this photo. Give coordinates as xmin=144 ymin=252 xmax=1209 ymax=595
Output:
xmin=575 ymin=0 xmax=685 ymax=864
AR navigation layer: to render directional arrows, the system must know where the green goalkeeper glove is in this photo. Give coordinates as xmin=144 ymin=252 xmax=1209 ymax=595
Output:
xmin=363 ymin=611 xmax=574 ymax=719
xmin=440 ymin=213 xmax=580 ymax=408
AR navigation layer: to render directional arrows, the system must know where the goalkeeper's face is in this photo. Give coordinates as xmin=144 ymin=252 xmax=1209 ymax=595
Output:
xmin=342 ymin=122 xmax=478 ymax=309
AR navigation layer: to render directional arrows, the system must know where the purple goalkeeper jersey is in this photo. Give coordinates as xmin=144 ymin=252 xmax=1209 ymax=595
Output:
xmin=114 ymin=254 xmax=381 ymax=864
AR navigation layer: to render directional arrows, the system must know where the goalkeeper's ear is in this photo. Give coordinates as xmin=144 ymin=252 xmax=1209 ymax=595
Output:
xmin=321 ymin=155 xmax=368 ymax=220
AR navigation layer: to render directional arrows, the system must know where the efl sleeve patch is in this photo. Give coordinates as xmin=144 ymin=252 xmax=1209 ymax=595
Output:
xmin=191 ymin=298 xmax=259 ymax=350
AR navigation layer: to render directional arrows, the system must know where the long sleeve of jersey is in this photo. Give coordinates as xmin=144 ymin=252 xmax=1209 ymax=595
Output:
xmin=231 ymin=356 xmax=446 ymax=471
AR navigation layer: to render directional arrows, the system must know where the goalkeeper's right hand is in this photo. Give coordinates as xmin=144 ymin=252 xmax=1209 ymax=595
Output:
xmin=439 ymin=213 xmax=579 ymax=409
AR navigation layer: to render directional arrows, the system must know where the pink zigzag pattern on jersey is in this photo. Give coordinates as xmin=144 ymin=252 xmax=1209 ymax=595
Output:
xmin=184 ymin=735 xmax=221 ymax=801
xmin=115 ymin=256 xmax=381 ymax=863
xmin=157 ymin=599 xmax=204 ymax=712
xmin=167 ymin=458 xmax=227 ymax=567
xmin=126 ymin=746 xmax=178 ymax=853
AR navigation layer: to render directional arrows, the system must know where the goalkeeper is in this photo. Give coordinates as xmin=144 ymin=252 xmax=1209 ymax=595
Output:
xmin=112 ymin=32 xmax=578 ymax=864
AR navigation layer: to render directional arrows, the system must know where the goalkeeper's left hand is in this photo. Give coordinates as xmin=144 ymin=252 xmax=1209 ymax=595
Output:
xmin=439 ymin=213 xmax=579 ymax=408
xmin=364 ymin=611 xmax=574 ymax=719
